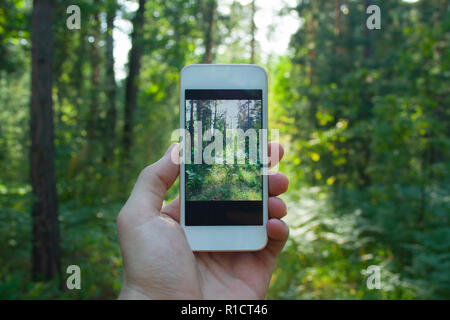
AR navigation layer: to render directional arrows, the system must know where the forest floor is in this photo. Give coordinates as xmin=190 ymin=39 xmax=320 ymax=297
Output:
xmin=269 ymin=187 xmax=413 ymax=299
xmin=186 ymin=164 xmax=262 ymax=201
xmin=0 ymin=186 xmax=411 ymax=299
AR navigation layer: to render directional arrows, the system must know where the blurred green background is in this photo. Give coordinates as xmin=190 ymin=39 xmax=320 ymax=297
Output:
xmin=0 ymin=0 xmax=449 ymax=299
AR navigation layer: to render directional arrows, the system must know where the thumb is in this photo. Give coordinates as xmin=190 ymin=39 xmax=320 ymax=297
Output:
xmin=127 ymin=143 xmax=180 ymax=216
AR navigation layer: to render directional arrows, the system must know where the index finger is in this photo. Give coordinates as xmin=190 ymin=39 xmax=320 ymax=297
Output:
xmin=268 ymin=142 xmax=284 ymax=169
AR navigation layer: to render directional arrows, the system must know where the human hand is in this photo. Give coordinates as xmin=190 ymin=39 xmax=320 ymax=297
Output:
xmin=117 ymin=142 xmax=289 ymax=299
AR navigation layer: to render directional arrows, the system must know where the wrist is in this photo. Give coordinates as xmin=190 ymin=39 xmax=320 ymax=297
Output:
xmin=118 ymin=284 xmax=152 ymax=300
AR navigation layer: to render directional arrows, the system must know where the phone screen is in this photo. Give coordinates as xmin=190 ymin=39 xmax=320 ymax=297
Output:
xmin=184 ymin=89 xmax=263 ymax=226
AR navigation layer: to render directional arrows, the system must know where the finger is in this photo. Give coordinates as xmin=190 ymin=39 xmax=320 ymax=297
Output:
xmin=163 ymin=196 xmax=288 ymax=224
xmin=268 ymin=172 xmax=289 ymax=196
xmin=265 ymin=218 xmax=289 ymax=257
xmin=268 ymin=197 xmax=287 ymax=219
xmin=161 ymin=196 xmax=180 ymax=222
xmin=268 ymin=142 xmax=284 ymax=169
xmin=128 ymin=143 xmax=180 ymax=215
xmin=162 ymin=190 xmax=287 ymax=225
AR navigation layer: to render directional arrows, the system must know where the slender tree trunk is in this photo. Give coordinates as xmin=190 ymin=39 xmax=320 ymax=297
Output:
xmin=334 ymin=0 xmax=341 ymax=37
xmin=70 ymin=28 xmax=86 ymax=118
xmin=30 ymin=0 xmax=61 ymax=282
xmin=196 ymin=101 xmax=203 ymax=163
xmin=249 ymin=0 xmax=256 ymax=64
xmin=123 ymin=0 xmax=146 ymax=159
xmin=223 ymin=109 xmax=227 ymax=148
xmin=104 ymin=1 xmax=117 ymax=163
xmin=213 ymin=100 xmax=217 ymax=136
xmin=357 ymin=0 xmax=373 ymax=188
xmin=203 ymin=0 xmax=217 ymax=63
xmin=334 ymin=0 xmax=342 ymax=56
xmin=306 ymin=7 xmax=317 ymax=130
xmin=188 ymin=101 xmax=195 ymax=153
xmin=330 ymin=0 xmax=341 ymax=89
xmin=87 ymin=13 xmax=101 ymax=142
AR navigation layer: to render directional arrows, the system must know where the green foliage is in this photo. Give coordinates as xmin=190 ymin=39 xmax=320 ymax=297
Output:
xmin=186 ymin=164 xmax=261 ymax=200
xmin=270 ymin=0 xmax=450 ymax=299
xmin=0 ymin=189 xmax=122 ymax=299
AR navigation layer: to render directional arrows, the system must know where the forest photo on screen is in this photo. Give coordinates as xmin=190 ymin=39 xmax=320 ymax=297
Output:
xmin=185 ymin=98 xmax=262 ymax=201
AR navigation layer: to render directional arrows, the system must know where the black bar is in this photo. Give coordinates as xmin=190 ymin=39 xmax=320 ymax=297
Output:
xmin=185 ymin=89 xmax=262 ymax=100
xmin=185 ymin=200 xmax=263 ymax=226
xmin=1 ymin=300 xmax=445 ymax=317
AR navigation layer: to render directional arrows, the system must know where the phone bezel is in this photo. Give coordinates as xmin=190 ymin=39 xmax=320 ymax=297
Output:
xmin=180 ymin=64 xmax=268 ymax=251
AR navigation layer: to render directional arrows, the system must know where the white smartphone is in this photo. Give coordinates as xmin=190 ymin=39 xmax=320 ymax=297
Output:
xmin=179 ymin=64 xmax=268 ymax=251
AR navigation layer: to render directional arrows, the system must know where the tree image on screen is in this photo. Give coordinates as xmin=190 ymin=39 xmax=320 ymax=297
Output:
xmin=186 ymin=99 xmax=262 ymax=201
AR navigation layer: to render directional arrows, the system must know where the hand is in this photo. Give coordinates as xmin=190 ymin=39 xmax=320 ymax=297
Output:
xmin=117 ymin=142 xmax=289 ymax=299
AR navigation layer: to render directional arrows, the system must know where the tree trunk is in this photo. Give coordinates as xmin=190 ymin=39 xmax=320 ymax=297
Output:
xmin=196 ymin=100 xmax=203 ymax=163
xmin=71 ymin=28 xmax=86 ymax=116
xmin=306 ymin=4 xmax=317 ymax=130
xmin=247 ymin=100 xmax=251 ymax=131
xmin=104 ymin=1 xmax=117 ymax=163
xmin=249 ymin=0 xmax=256 ymax=64
xmin=189 ymin=101 xmax=195 ymax=149
xmin=87 ymin=13 xmax=101 ymax=142
xmin=223 ymin=109 xmax=227 ymax=148
xmin=30 ymin=0 xmax=61 ymax=282
xmin=213 ymin=100 xmax=217 ymax=136
xmin=203 ymin=0 xmax=217 ymax=63
xmin=122 ymin=0 xmax=146 ymax=159
xmin=334 ymin=0 xmax=341 ymax=37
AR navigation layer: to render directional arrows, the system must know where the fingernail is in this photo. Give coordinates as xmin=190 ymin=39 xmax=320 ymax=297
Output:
xmin=164 ymin=143 xmax=176 ymax=156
